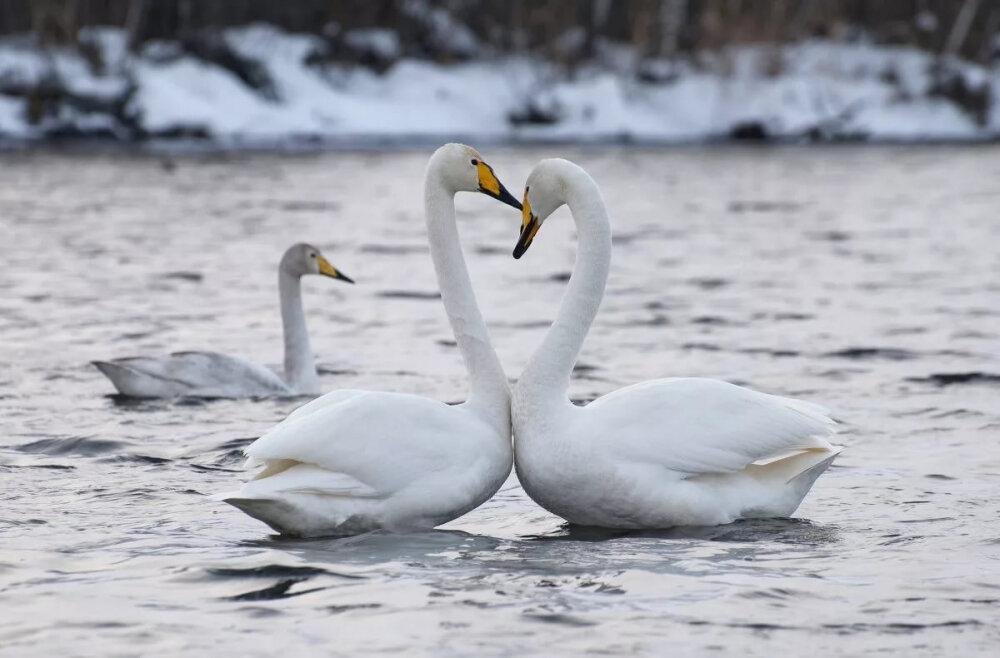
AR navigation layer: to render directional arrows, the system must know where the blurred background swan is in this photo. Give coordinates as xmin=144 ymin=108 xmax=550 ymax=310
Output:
xmin=92 ymin=243 xmax=353 ymax=398
xmin=510 ymin=159 xmax=841 ymax=529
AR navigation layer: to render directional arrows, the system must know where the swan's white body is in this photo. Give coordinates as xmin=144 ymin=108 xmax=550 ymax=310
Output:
xmin=93 ymin=351 xmax=292 ymax=398
xmin=511 ymin=159 xmax=840 ymax=529
xmin=224 ymin=145 xmax=517 ymax=537
xmin=93 ymin=243 xmax=350 ymax=398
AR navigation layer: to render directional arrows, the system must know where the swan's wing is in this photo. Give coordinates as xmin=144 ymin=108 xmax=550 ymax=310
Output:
xmin=245 ymin=390 xmax=490 ymax=495
xmin=585 ymin=378 xmax=837 ymax=476
xmin=241 ymin=462 xmax=382 ymax=499
xmin=93 ymin=352 xmax=288 ymax=397
xmin=165 ymin=351 xmax=289 ymax=392
xmin=283 ymin=388 xmax=369 ymax=423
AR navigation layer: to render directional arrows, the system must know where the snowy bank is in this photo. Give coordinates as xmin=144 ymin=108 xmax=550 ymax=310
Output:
xmin=0 ymin=25 xmax=997 ymax=145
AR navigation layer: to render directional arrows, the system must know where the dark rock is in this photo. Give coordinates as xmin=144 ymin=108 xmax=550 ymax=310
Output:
xmin=729 ymin=122 xmax=769 ymax=141
xmin=928 ymin=60 xmax=990 ymax=126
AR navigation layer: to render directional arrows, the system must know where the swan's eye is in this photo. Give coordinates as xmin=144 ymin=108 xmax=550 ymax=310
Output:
xmin=470 ymin=159 xmax=478 ymax=166
xmin=310 ymin=254 xmax=316 ymax=258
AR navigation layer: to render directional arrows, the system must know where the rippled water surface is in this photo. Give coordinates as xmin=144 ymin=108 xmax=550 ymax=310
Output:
xmin=2 ymin=146 xmax=999 ymax=656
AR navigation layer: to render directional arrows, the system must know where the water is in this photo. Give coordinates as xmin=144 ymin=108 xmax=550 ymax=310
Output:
xmin=1 ymin=146 xmax=998 ymax=656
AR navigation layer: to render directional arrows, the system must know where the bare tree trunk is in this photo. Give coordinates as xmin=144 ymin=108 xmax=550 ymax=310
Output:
xmin=125 ymin=0 xmax=148 ymax=51
xmin=31 ymin=0 xmax=80 ymax=46
xmin=582 ymin=0 xmax=612 ymax=59
xmin=944 ymin=0 xmax=982 ymax=56
xmin=975 ymin=7 xmax=1000 ymax=63
xmin=657 ymin=0 xmax=687 ymax=56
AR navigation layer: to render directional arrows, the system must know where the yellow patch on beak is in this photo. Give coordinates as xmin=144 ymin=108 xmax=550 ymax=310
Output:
xmin=520 ymin=193 xmax=533 ymax=233
xmin=477 ymin=161 xmax=500 ymax=196
xmin=476 ymin=160 xmax=522 ymax=210
xmin=317 ymin=256 xmax=354 ymax=283
xmin=513 ymin=193 xmax=540 ymax=259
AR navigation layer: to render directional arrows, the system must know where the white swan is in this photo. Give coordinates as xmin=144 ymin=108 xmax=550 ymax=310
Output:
xmin=223 ymin=144 xmax=521 ymax=537
xmin=92 ymin=243 xmax=353 ymax=398
xmin=510 ymin=159 xmax=841 ymax=529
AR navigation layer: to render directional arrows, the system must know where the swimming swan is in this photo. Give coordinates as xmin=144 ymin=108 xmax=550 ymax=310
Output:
xmin=223 ymin=144 xmax=521 ymax=537
xmin=92 ymin=243 xmax=353 ymax=398
xmin=510 ymin=158 xmax=841 ymax=529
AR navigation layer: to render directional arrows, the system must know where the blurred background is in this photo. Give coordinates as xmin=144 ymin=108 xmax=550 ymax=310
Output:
xmin=0 ymin=0 xmax=997 ymax=143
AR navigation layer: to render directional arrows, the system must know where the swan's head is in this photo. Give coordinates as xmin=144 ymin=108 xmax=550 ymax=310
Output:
xmin=430 ymin=143 xmax=522 ymax=210
xmin=280 ymin=243 xmax=354 ymax=283
xmin=514 ymin=158 xmax=575 ymax=259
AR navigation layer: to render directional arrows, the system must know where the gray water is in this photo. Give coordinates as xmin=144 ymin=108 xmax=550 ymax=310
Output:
xmin=1 ymin=146 xmax=998 ymax=656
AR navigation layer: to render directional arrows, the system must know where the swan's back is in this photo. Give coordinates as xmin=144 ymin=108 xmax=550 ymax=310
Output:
xmin=515 ymin=377 xmax=840 ymax=528
xmin=92 ymin=351 xmax=290 ymax=398
xmin=246 ymin=390 xmax=494 ymax=491
xmin=227 ymin=390 xmax=511 ymax=537
xmin=584 ymin=377 xmax=837 ymax=475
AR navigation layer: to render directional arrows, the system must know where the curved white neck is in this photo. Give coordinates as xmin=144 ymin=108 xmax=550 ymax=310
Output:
xmin=279 ymin=270 xmax=320 ymax=394
xmin=519 ymin=171 xmax=611 ymax=403
xmin=424 ymin=167 xmax=509 ymax=428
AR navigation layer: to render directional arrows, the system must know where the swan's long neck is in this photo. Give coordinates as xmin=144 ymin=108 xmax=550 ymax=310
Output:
xmin=424 ymin=169 xmax=509 ymax=428
xmin=520 ymin=171 xmax=611 ymax=403
xmin=279 ymin=270 xmax=319 ymax=394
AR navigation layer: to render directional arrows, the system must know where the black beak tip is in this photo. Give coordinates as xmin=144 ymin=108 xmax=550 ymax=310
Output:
xmin=339 ymin=273 xmax=355 ymax=284
xmin=504 ymin=194 xmax=524 ymax=211
xmin=485 ymin=184 xmax=523 ymax=211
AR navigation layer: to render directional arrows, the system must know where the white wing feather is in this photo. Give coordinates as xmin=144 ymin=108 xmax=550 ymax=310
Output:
xmin=93 ymin=351 xmax=289 ymax=397
xmin=585 ymin=378 xmax=836 ymax=476
xmin=245 ymin=390 xmax=489 ymax=495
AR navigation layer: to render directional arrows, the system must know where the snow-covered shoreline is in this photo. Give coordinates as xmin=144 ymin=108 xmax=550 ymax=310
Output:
xmin=1 ymin=24 xmax=997 ymax=146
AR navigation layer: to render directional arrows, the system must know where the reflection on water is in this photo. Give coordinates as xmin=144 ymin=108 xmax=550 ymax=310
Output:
xmin=1 ymin=146 xmax=999 ymax=656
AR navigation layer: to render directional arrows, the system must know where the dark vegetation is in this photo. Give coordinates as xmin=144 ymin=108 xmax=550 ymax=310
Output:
xmin=0 ymin=0 xmax=997 ymax=140
xmin=3 ymin=1 xmax=997 ymax=63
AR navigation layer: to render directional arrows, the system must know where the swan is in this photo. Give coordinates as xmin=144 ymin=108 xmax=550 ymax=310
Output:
xmin=509 ymin=158 xmax=841 ymax=529
xmin=92 ymin=243 xmax=353 ymax=398
xmin=222 ymin=144 xmax=521 ymax=537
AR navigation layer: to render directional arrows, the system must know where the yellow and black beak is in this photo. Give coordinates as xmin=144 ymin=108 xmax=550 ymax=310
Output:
xmin=476 ymin=161 xmax=522 ymax=210
xmin=317 ymin=256 xmax=354 ymax=283
xmin=513 ymin=193 xmax=539 ymax=259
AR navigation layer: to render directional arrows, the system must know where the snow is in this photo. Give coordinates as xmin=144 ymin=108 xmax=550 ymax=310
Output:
xmin=130 ymin=56 xmax=283 ymax=137
xmin=0 ymin=94 xmax=28 ymax=137
xmin=0 ymin=26 xmax=997 ymax=144
xmin=0 ymin=38 xmax=50 ymax=88
xmin=402 ymin=0 xmax=480 ymax=59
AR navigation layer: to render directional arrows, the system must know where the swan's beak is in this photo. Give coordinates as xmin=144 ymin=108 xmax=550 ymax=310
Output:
xmin=477 ymin=161 xmax=522 ymax=210
xmin=513 ymin=195 xmax=540 ymax=259
xmin=317 ymin=256 xmax=355 ymax=283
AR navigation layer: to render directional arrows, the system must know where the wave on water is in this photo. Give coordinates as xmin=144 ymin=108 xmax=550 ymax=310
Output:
xmin=15 ymin=436 xmax=132 ymax=456
xmin=376 ymin=290 xmax=442 ymax=300
xmin=207 ymin=564 xmax=355 ymax=579
xmin=526 ymin=518 xmax=839 ymax=546
xmin=823 ymin=347 xmax=919 ymax=361
xmin=225 ymin=579 xmax=326 ymax=602
xmin=906 ymin=372 xmax=1000 ymax=387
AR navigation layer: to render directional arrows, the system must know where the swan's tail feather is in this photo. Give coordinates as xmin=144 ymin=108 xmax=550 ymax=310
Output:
xmin=739 ymin=446 xmax=842 ymax=519
xmin=787 ymin=447 xmax=842 ymax=489
xmin=91 ymin=360 xmax=153 ymax=396
xmin=222 ymin=494 xmax=378 ymax=538
xmin=91 ymin=359 xmax=187 ymax=397
xmin=91 ymin=360 xmax=131 ymax=390
xmin=748 ymin=446 xmax=843 ymax=486
xmin=222 ymin=463 xmax=385 ymax=537
xmin=223 ymin=496 xmax=313 ymax=537
xmin=250 ymin=458 xmax=301 ymax=480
